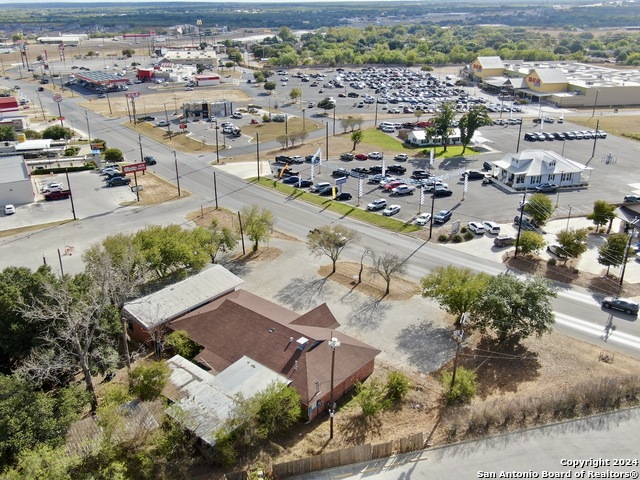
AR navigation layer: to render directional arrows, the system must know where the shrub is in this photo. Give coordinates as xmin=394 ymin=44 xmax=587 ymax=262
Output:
xmin=463 ymin=231 xmax=474 ymax=241
xmin=438 ymin=234 xmax=449 ymax=243
xmin=460 ymin=226 xmax=468 ymax=233
xmin=103 ymin=148 xmax=124 ymax=161
xmin=355 ymin=379 xmax=390 ymax=417
xmin=385 ymin=371 xmax=412 ymax=401
xmin=452 ymin=234 xmax=463 ymax=243
xmin=165 ymin=330 xmax=202 ymax=359
xmin=441 ymin=367 xmax=477 ymax=405
xmin=129 ymin=361 xmax=170 ymax=401
xmin=547 ymin=257 xmax=557 ymax=266
xmin=64 ymin=146 xmax=81 ymax=156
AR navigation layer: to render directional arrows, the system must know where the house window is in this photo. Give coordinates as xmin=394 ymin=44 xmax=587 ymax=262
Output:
xmin=127 ymin=322 xmax=133 ymax=330
xmin=515 ymin=175 xmax=525 ymax=184
xmin=562 ymin=172 xmax=572 ymax=182
xmin=530 ymin=175 xmax=541 ymax=184
xmin=548 ymin=174 xmax=555 ymax=181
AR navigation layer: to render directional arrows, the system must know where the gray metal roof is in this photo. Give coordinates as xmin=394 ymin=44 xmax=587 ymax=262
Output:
xmin=165 ymin=355 xmax=289 ymax=446
xmin=0 ymin=155 xmax=29 ymax=183
xmin=494 ymin=149 xmax=586 ymax=176
xmin=74 ymin=71 xmax=128 ymax=84
xmin=476 ymin=56 xmax=505 ymax=70
xmin=123 ymin=264 xmax=244 ymax=329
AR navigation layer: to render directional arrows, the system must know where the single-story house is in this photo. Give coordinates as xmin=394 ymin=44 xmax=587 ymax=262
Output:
xmin=122 ymin=265 xmax=244 ymax=342
xmin=488 ymin=149 xmax=591 ymax=191
xmin=169 ymin=289 xmax=381 ymax=420
xmin=406 ymin=128 xmax=462 ymax=147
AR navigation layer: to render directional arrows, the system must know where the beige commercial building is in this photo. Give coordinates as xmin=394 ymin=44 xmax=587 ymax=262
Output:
xmin=466 ymin=56 xmax=640 ymax=108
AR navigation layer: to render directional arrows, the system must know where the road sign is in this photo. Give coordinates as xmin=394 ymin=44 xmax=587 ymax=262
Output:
xmin=335 ymin=177 xmax=347 ymax=185
xmin=180 ymin=124 xmax=187 ymax=129
xmin=131 ymin=185 xmax=144 ymax=193
xmin=122 ymin=163 xmax=147 ymax=174
xmin=58 ymin=116 xmax=65 ymax=121
xmin=126 ymin=92 xmax=140 ymax=99
xmin=53 ymin=93 xmax=62 ymax=103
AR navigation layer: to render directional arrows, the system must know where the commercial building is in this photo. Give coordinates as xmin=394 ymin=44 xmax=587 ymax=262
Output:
xmin=0 ymin=155 xmax=34 ymax=206
xmin=466 ymin=56 xmax=640 ymax=108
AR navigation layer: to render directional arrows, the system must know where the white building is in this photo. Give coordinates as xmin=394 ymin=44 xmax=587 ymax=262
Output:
xmin=406 ymin=128 xmax=462 ymax=147
xmin=489 ymin=150 xmax=591 ymax=191
xmin=0 ymin=155 xmax=34 ymax=205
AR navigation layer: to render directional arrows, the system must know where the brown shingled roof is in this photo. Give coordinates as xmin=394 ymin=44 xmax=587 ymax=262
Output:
xmin=169 ymin=290 xmax=380 ymax=405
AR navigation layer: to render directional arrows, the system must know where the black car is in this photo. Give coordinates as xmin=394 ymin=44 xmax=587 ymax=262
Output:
xmin=462 ymin=170 xmax=484 ymax=180
xmin=331 ymin=168 xmax=350 ymax=178
xmin=143 ymin=156 xmax=157 ymax=165
xmin=433 ymin=209 xmax=453 ymax=223
xmin=275 ymin=155 xmax=291 ymax=163
xmin=411 ymin=170 xmax=431 ymax=180
xmin=317 ymin=186 xmax=334 ymax=196
xmin=602 ymin=297 xmax=639 ymax=315
xmin=387 ymin=165 xmax=406 ymax=174
xmin=106 ymin=176 xmax=131 ymax=187
xmin=138 ymin=116 xmax=157 ymax=122
xmin=368 ymin=165 xmax=383 ymax=174
xmin=340 ymin=153 xmax=354 ymax=161
xmin=482 ymin=161 xmax=492 ymax=171
xmin=334 ymin=192 xmax=352 ymax=201
xmin=350 ymin=167 xmax=369 ymax=178
xmin=433 ymin=189 xmax=453 ymax=197
xmin=514 ymin=215 xmax=537 ymax=231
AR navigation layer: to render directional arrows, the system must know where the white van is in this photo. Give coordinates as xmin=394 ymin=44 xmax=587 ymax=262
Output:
xmin=310 ymin=182 xmax=331 ymax=193
xmin=378 ymin=122 xmax=394 ymax=130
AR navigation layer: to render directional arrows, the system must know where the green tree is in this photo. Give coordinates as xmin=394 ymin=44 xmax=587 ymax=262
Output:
xmin=441 ymin=367 xmax=477 ymax=405
xmin=203 ymin=220 xmax=237 ymax=264
xmin=350 ymin=130 xmax=363 ymax=150
xmin=252 ymin=381 xmax=301 ymax=438
xmin=288 ymin=87 xmax=302 ymax=103
xmin=587 ymin=200 xmax=616 ymax=234
xmin=253 ymin=71 xmax=265 ymax=83
xmin=458 ymin=105 xmax=491 ymax=154
xmin=2 ymin=444 xmax=79 ymax=480
xmin=278 ymin=26 xmax=296 ymax=42
xmin=354 ymin=379 xmax=390 ymax=417
xmin=421 ymin=266 xmax=490 ymax=323
xmin=307 ymin=225 xmax=358 ymax=274
xmin=385 ymin=371 xmax=412 ymax=401
xmin=129 ymin=361 xmax=170 ymax=401
xmin=0 ymin=125 xmax=16 ymax=141
xmin=471 ymin=273 xmax=556 ymax=344
xmin=263 ymin=81 xmax=276 ymax=94
xmin=431 ymin=101 xmax=456 ymax=152
xmin=598 ymin=233 xmax=629 ymax=275
xmin=517 ymin=231 xmax=546 ymax=255
xmin=23 ymin=129 xmax=41 ymax=140
xmin=524 ymin=193 xmax=554 ymax=225
xmin=103 ymin=148 xmax=124 ymax=161
xmin=555 ymin=228 xmax=588 ymax=259
xmin=317 ymin=97 xmax=336 ymax=115
xmin=240 ymin=205 xmax=274 ymax=252
xmin=165 ymin=330 xmax=202 ymax=359
xmin=41 ymin=125 xmax=72 ymax=141
xmin=0 ymin=375 xmax=87 ymax=469
xmin=0 ymin=265 xmax=58 ymax=373
xmin=122 ymin=48 xmax=135 ymax=58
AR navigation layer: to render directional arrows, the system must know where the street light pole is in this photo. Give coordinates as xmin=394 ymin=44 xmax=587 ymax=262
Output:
xmin=214 ymin=121 xmax=220 ymax=164
xmin=591 ymin=89 xmax=600 ymax=119
xmin=328 ymin=336 xmax=340 ymax=440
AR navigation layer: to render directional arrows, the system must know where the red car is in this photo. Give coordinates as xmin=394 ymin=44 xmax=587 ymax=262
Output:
xmin=355 ymin=153 xmax=368 ymax=160
xmin=383 ymin=181 xmax=403 ymax=191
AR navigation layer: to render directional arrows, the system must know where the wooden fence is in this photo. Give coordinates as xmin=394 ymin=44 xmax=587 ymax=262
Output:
xmin=270 ymin=432 xmax=425 ymax=478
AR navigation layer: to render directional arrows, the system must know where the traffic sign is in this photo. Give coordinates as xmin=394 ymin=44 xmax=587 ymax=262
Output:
xmin=335 ymin=177 xmax=347 ymax=185
xmin=180 ymin=124 xmax=187 ymax=129
xmin=131 ymin=185 xmax=144 ymax=193
xmin=53 ymin=93 xmax=62 ymax=103
xmin=58 ymin=116 xmax=65 ymax=121
xmin=122 ymin=163 xmax=147 ymax=174
xmin=126 ymin=92 xmax=140 ymax=99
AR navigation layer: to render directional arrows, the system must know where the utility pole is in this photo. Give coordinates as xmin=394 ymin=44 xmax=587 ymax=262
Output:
xmin=256 ymin=132 xmax=260 ymax=181
xmin=173 ymin=151 xmax=181 ymax=197
xmin=514 ymin=191 xmax=527 ymax=258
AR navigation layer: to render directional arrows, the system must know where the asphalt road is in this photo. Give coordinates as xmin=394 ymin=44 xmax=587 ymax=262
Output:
xmin=3 ymin=63 xmax=640 ymax=361
xmin=292 ymin=408 xmax=640 ymax=480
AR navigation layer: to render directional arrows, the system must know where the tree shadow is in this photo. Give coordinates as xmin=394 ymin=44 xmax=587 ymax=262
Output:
xmin=340 ymin=411 xmax=383 ymax=445
xmin=395 ymin=320 xmax=458 ymax=373
xmin=275 ymin=275 xmax=330 ymax=311
xmin=343 ymin=294 xmax=390 ymax=332
xmin=463 ymin=336 xmax=541 ymax=399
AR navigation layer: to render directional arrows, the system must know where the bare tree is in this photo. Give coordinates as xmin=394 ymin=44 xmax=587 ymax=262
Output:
xmin=374 ymin=253 xmax=407 ymax=295
xmin=19 ymin=276 xmax=118 ymax=412
xmin=358 ymin=248 xmax=374 ymax=284
xmin=307 ymin=225 xmax=359 ymax=274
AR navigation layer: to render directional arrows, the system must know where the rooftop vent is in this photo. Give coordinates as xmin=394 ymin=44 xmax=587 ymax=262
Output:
xmin=296 ymin=336 xmax=309 ymax=351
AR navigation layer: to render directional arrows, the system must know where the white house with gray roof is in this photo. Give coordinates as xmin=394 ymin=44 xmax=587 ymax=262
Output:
xmin=0 ymin=155 xmax=34 ymax=206
xmin=489 ymin=149 xmax=590 ymax=191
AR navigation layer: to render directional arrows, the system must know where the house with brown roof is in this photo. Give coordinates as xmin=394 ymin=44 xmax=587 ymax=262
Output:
xmin=169 ymin=289 xmax=381 ymax=420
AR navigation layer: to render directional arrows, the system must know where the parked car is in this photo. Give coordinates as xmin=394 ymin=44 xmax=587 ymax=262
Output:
xmin=387 ymin=164 xmax=406 ymax=174
xmin=289 ymin=156 xmax=304 ymax=164
xmin=462 ymin=170 xmax=485 ymax=180
xmin=535 ymin=183 xmax=558 ymax=193
xmin=433 ymin=188 xmax=453 ymax=197
xmin=602 ymin=297 xmax=639 ymax=315
xmin=394 ymin=154 xmax=409 ymax=161
xmin=514 ymin=216 xmax=537 ymax=231
xmin=340 ymin=153 xmax=354 ymax=161
xmin=155 ymin=120 xmax=170 ymax=127
xmin=106 ymin=176 xmax=131 ymax=187
xmin=138 ymin=116 xmax=156 ymax=122
xmin=547 ymin=244 xmax=569 ymax=259
xmin=434 ymin=210 xmax=453 ymax=223
xmin=282 ymin=176 xmax=302 ymax=185
xmin=101 ymin=167 xmax=121 ymax=176
xmin=331 ymin=168 xmax=350 ymax=178
xmin=231 ymin=112 xmax=243 ymax=119
xmin=493 ymin=235 xmax=516 ymax=247
xmin=383 ymin=181 xmax=403 ymax=191
xmin=354 ymin=153 xmax=368 ymax=160
xmin=41 ymin=181 xmax=64 ymax=192
xmin=411 ymin=170 xmax=431 ymax=180
xmin=624 ymin=195 xmax=640 ymax=203
xmin=467 ymin=222 xmax=486 ymax=234
xmin=390 ymin=185 xmax=415 ymax=196
xmin=367 ymin=199 xmax=388 ymax=211
xmin=368 ymin=152 xmax=383 ymax=160
xmin=382 ymin=204 xmax=401 ymax=216
xmin=482 ymin=221 xmax=501 ymax=235
xmin=4 ymin=204 xmax=16 ymax=215
xmin=317 ymin=186 xmax=334 ymax=196
xmin=310 ymin=182 xmax=331 ymax=193
xmin=414 ymin=213 xmax=432 ymax=226
xmin=334 ymin=192 xmax=352 ymax=201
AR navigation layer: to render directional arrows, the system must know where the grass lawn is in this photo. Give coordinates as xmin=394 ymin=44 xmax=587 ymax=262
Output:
xmin=360 ymin=128 xmax=479 ymax=158
xmin=251 ymin=177 xmax=421 ymax=234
